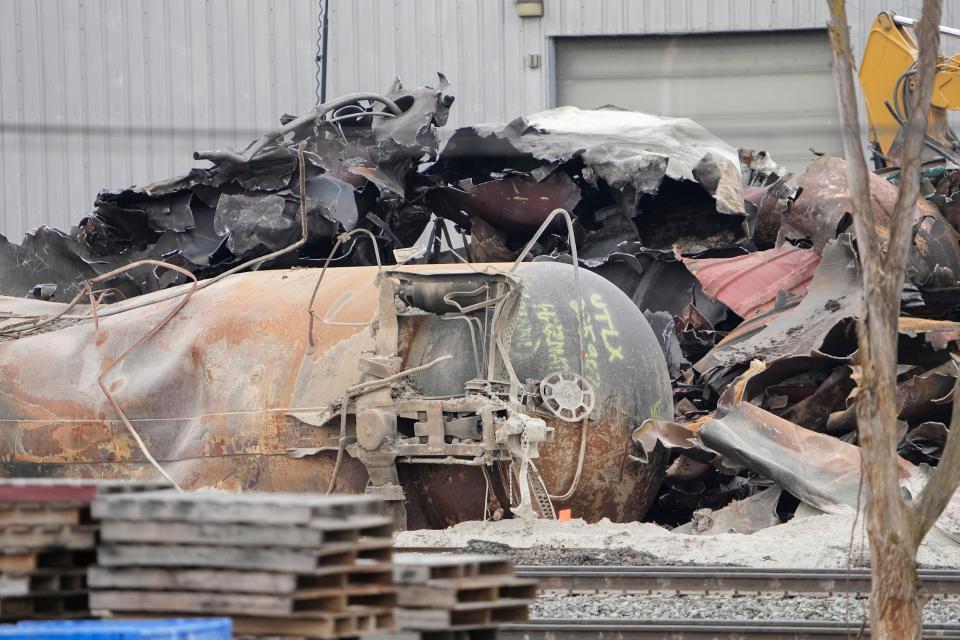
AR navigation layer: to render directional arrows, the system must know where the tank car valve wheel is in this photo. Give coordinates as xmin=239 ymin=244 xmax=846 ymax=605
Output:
xmin=539 ymin=371 xmax=595 ymax=422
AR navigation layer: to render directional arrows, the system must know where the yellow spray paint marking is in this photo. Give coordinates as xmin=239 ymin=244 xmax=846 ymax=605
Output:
xmin=649 ymin=399 xmax=663 ymax=420
xmin=569 ymin=300 xmax=600 ymax=379
xmin=535 ymin=302 xmax=568 ymax=371
xmin=513 ymin=302 xmax=536 ymax=352
xmin=590 ymin=294 xmax=624 ymax=362
xmin=512 ymin=292 xmax=621 ymax=378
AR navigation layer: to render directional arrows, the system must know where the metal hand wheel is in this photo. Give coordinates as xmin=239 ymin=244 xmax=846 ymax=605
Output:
xmin=539 ymin=371 xmax=595 ymax=422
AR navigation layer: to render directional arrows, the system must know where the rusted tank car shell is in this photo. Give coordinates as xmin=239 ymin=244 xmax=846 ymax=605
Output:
xmin=0 ymin=266 xmax=379 ymax=493
xmin=513 ymin=263 xmax=672 ymax=521
xmin=405 ymin=263 xmax=672 ymax=523
xmin=0 ymin=262 xmax=671 ymax=524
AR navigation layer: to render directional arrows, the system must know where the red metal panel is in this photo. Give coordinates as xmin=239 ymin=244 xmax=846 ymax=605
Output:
xmin=682 ymin=246 xmax=821 ymax=320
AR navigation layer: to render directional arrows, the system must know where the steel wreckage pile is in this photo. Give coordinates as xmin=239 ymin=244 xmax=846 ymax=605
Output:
xmin=5 ymin=78 xmax=960 ymax=537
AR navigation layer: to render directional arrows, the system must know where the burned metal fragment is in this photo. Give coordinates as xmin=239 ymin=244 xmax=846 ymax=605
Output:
xmin=772 ymin=155 xmax=960 ymax=285
xmin=682 ymin=245 xmax=821 ymax=320
xmin=673 ymin=485 xmax=782 ymax=535
xmin=428 ymin=106 xmax=748 ymax=257
xmin=0 ymin=81 xmax=454 ymax=302
xmin=695 ymin=237 xmax=861 ymax=384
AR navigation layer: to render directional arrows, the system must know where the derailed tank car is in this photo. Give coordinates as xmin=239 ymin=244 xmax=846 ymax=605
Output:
xmin=0 ymin=261 xmax=672 ymax=528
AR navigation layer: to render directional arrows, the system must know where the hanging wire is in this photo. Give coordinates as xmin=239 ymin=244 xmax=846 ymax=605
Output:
xmin=314 ymin=0 xmax=330 ymax=106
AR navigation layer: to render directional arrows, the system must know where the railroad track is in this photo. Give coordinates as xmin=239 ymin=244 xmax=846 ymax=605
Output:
xmin=499 ymin=619 xmax=960 ymax=639
xmin=506 ymin=567 xmax=960 ymax=638
xmin=514 ymin=565 xmax=960 ymax=596
xmin=391 ymin=555 xmax=960 ymax=636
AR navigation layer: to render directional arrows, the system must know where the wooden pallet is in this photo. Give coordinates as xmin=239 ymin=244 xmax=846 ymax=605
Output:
xmin=0 ymin=480 xmax=171 ymax=535
xmin=415 ymin=631 xmax=498 ymax=640
xmin=99 ymin=514 xmax=393 ymax=548
xmin=391 ymin=554 xmax=530 ymax=634
xmin=0 ymin=524 xmax=96 ymax=549
xmin=88 ymin=564 xmax=393 ymax=594
xmin=392 ymin=555 xmax=514 ymax=584
xmin=0 ymin=568 xmax=86 ymax=596
xmin=358 ymin=631 xmax=497 ymax=640
xmin=396 ymin=576 xmax=537 ymax=608
xmin=96 ymin=540 xmax=392 ymax=573
xmin=0 ymin=548 xmax=96 ymax=573
xmin=0 ymin=504 xmax=86 ymax=527
xmin=92 ymin=491 xmax=383 ymax=525
xmin=0 ymin=479 xmax=172 ymax=504
xmin=232 ymin=633 xmax=495 ymax=640
xmin=90 ymin=585 xmax=396 ymax=617
xmin=232 ymin=609 xmax=394 ymax=639
xmin=0 ymin=590 xmax=89 ymax=621
xmin=85 ymin=491 xmax=394 ymax=636
xmin=395 ymin=599 xmax=530 ymax=630
xmin=108 ymin=608 xmax=394 ymax=639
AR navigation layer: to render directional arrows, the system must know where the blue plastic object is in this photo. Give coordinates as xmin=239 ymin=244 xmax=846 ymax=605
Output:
xmin=0 ymin=618 xmax=232 ymax=640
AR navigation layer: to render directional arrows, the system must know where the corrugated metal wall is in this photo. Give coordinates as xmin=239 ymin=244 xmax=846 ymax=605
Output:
xmin=0 ymin=0 xmax=317 ymax=241
xmin=327 ymin=1 xmax=957 ymax=129
xmin=2 ymin=0 xmax=958 ymax=240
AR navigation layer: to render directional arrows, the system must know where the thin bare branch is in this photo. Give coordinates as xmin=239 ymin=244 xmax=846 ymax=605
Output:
xmin=825 ymin=0 xmax=880 ymax=266
xmin=885 ymin=0 xmax=943 ymax=275
xmin=917 ymin=360 xmax=960 ymax=534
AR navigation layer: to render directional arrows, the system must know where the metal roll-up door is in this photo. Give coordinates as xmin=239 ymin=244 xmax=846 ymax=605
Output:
xmin=554 ymin=30 xmax=842 ymax=170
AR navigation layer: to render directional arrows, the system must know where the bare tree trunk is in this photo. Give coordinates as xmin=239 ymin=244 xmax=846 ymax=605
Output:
xmin=825 ymin=1 xmax=943 ymax=637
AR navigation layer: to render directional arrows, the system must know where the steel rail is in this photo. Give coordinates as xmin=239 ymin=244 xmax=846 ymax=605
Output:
xmin=389 ymin=554 xmax=960 ymax=595
xmin=500 ymin=619 xmax=960 ymax=639
xmin=517 ymin=565 xmax=960 ymax=596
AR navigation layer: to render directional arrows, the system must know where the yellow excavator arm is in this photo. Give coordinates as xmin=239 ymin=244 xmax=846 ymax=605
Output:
xmin=859 ymin=11 xmax=960 ymax=166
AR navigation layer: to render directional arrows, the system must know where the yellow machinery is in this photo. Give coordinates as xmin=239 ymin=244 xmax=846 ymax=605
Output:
xmin=859 ymin=11 xmax=960 ymax=167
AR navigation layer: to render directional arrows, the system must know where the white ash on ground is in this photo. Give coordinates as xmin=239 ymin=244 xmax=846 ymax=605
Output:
xmin=531 ymin=592 xmax=960 ymax=624
xmin=396 ymin=512 xmax=960 ymax=568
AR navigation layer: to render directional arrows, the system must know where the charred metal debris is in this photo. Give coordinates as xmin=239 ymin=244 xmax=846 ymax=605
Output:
xmin=7 ymin=81 xmax=960 ymax=533
xmin=0 ymin=78 xmax=454 ymax=303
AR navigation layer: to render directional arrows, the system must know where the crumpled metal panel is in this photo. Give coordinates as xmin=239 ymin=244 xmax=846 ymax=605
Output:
xmin=826 ymin=358 xmax=957 ymax=435
xmin=695 ymin=237 xmax=861 ymax=379
xmin=682 ymin=245 xmax=821 ymax=320
xmin=768 ymin=156 xmax=960 ymax=286
xmin=898 ymin=317 xmax=960 ymax=351
xmin=698 ymin=397 xmax=960 ymax=543
xmin=428 ymin=106 xmax=748 ymax=258
xmin=673 ymin=485 xmax=782 ymax=535
xmin=0 ymin=81 xmax=453 ymax=302
xmin=456 ymin=107 xmax=745 ymax=216
xmin=699 ymin=400 xmax=912 ymax=514
xmin=425 ymin=171 xmax=581 ymax=233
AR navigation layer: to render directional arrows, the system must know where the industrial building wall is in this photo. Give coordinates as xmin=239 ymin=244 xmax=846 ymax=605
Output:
xmin=2 ymin=0 xmax=958 ymax=240
xmin=0 ymin=0 xmax=317 ymax=242
xmin=327 ymin=0 xmax=958 ymax=129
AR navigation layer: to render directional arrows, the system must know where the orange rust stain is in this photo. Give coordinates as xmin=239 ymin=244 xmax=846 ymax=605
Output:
xmin=18 ymin=422 xmax=115 ymax=462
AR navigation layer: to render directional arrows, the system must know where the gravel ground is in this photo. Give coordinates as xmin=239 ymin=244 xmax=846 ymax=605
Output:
xmin=531 ymin=592 xmax=960 ymax=624
xmin=397 ymin=513 xmax=960 ymax=568
xmin=459 ymin=539 xmax=664 ymax=566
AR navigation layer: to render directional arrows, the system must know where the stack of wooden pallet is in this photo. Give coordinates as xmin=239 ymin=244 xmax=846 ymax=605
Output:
xmin=389 ymin=554 xmax=536 ymax=640
xmin=0 ymin=479 xmax=166 ymax=622
xmin=88 ymin=491 xmax=396 ymax=639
